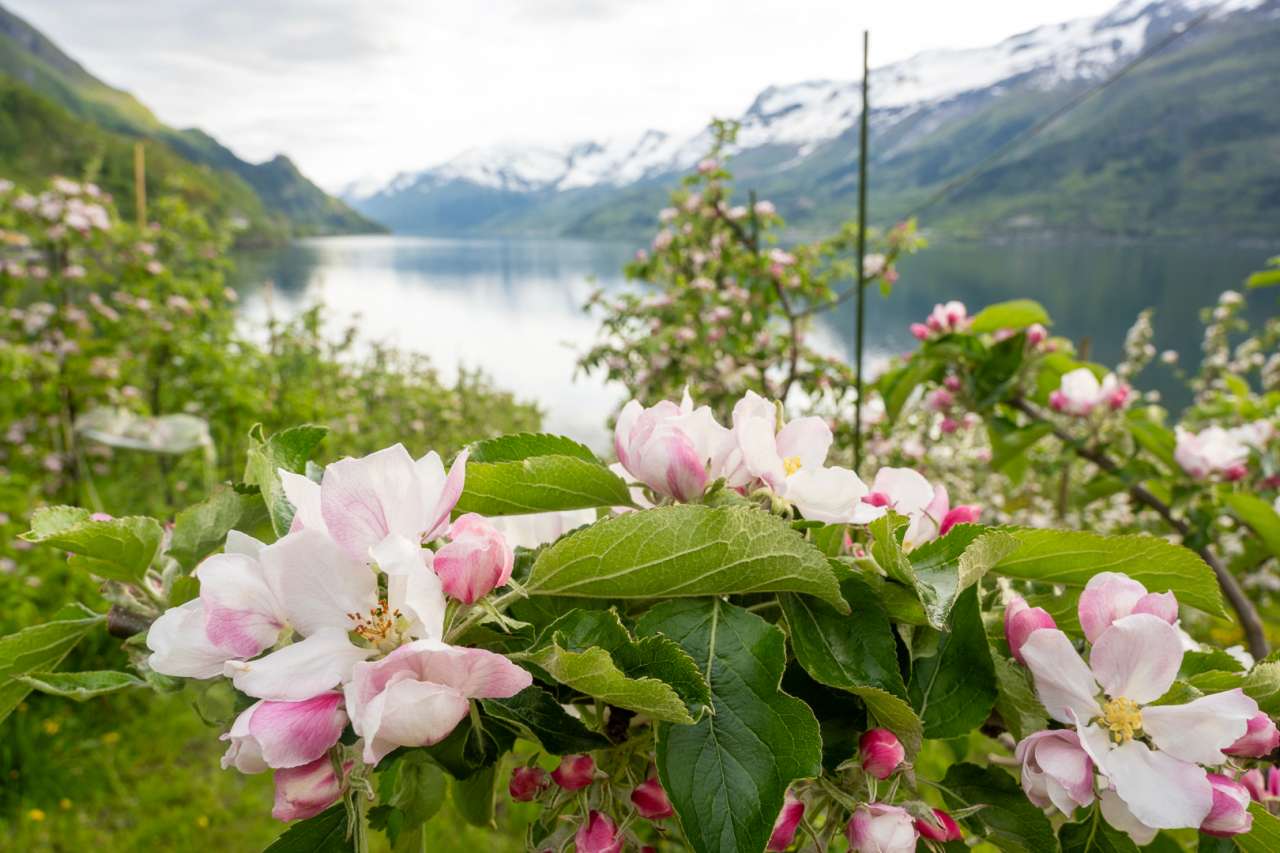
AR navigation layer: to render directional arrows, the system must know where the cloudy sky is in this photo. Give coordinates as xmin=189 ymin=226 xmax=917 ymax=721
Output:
xmin=10 ymin=0 xmax=1118 ymax=191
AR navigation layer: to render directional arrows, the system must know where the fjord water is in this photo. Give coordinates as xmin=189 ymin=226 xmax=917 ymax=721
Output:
xmin=231 ymin=235 xmax=1277 ymax=448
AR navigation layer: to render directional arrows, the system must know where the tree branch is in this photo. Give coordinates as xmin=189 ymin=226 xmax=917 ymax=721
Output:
xmin=1010 ymin=398 xmax=1268 ymax=659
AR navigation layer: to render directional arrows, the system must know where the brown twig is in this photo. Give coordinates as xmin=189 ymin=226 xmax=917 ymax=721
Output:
xmin=1010 ymin=398 xmax=1268 ymax=658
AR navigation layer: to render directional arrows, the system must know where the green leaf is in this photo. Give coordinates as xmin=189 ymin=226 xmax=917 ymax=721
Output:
xmin=481 ymin=686 xmax=609 ymax=754
xmin=527 ymin=505 xmax=847 ymax=612
xmin=869 ymin=512 xmax=914 ymax=586
xmin=377 ymin=750 xmax=447 ymax=848
xmin=466 ymin=432 xmax=599 ymax=464
xmin=908 ymin=587 xmax=997 ymax=738
xmin=1059 ymin=814 xmax=1139 ymax=852
xmin=992 ymin=528 xmax=1226 ymax=617
xmin=1236 ymin=803 xmax=1280 ymax=853
xmin=880 ymin=356 xmax=938 ymax=422
xmin=167 ymin=485 xmax=266 ymax=571
xmin=1223 ymin=493 xmax=1280 ymax=561
xmin=527 ymin=609 xmax=707 ymax=723
xmin=23 ymin=509 xmax=163 ymax=585
xmin=988 ymin=420 xmax=1054 ymax=471
xmin=0 ymin=604 xmax=105 ymax=722
xmin=969 ymin=299 xmax=1050 ymax=334
xmin=451 ymin=766 xmax=498 ymax=828
xmin=907 ymin=526 xmax=1019 ymax=627
xmin=422 ymin=707 xmax=515 ymax=780
xmin=992 ymin=655 xmax=1049 ymax=740
xmin=243 ymin=423 xmax=328 ymax=537
xmin=782 ymin=665 xmax=867 ymax=771
xmin=19 ymin=669 xmax=144 ymax=701
xmin=780 ymin=574 xmax=922 ymax=754
xmin=263 ymin=804 xmax=351 ymax=852
xmin=1245 ymin=265 xmax=1280 ymax=289
xmin=454 ymin=455 xmax=633 ymax=516
xmin=639 ymin=599 xmax=822 ymax=853
xmin=940 ymin=763 xmax=1058 ymax=853
xmin=1127 ymin=413 xmax=1178 ymax=471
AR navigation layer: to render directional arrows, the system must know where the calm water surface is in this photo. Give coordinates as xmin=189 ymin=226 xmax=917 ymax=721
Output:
xmin=231 ymin=236 xmax=1278 ymax=448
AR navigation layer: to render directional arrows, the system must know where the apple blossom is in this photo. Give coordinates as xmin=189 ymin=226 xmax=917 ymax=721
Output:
xmin=1049 ymin=368 xmax=1127 ymax=416
xmin=614 ymin=391 xmax=730 ymax=502
xmin=766 ymin=790 xmax=804 ymax=851
xmin=920 ymin=301 xmax=969 ymax=336
xmin=1077 ymin=572 xmax=1176 ymax=643
xmin=846 ymin=803 xmax=918 ymax=853
xmin=859 ymin=728 xmax=905 ymax=780
xmin=914 ymin=808 xmax=962 ymax=842
xmin=1015 ymin=729 xmax=1095 ymax=815
xmin=1174 ymin=426 xmax=1250 ymax=480
xmin=575 ymin=811 xmax=622 ymax=853
xmin=1018 ymin=577 xmax=1258 ymax=835
xmin=1004 ymin=594 xmax=1057 ymax=664
xmin=551 ymin=753 xmax=597 ymax=790
xmin=508 ymin=766 xmax=550 ymax=801
xmin=432 ymin=513 xmax=513 ymax=604
xmin=1027 ymin=323 xmax=1048 ymax=346
xmin=221 ymin=692 xmax=347 ymax=773
xmin=1201 ymin=773 xmax=1253 ymax=837
xmin=1240 ymin=766 xmax=1279 ymax=803
xmin=343 ymin=638 xmax=530 ymax=765
xmin=272 ymin=755 xmax=347 ymax=822
xmin=1225 ymin=712 xmax=1280 ymax=757
xmin=631 ymin=776 xmax=674 ymax=819
xmin=862 ymin=470 xmax=976 ymax=549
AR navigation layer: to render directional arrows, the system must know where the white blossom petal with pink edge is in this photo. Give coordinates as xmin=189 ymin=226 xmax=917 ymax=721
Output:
xmin=1077 ymin=572 xmax=1150 ymax=642
xmin=903 ymin=485 xmax=949 ymax=550
xmin=736 ymin=412 xmax=787 ymax=488
xmin=1099 ymin=788 xmax=1158 ymax=846
xmin=225 ymin=627 xmax=374 ymax=701
xmin=1141 ymin=689 xmax=1258 ymax=765
xmin=1019 ymin=629 xmax=1102 ymax=724
xmin=355 ymin=675 xmax=471 ymax=765
xmin=371 ymin=534 xmax=446 ymax=641
xmin=279 ymin=469 xmax=324 ymax=533
xmin=868 ymin=468 xmax=935 ymax=517
xmin=146 ymin=599 xmax=237 ymax=679
xmin=783 ymin=466 xmax=877 ymax=524
xmin=1016 ymin=730 xmax=1095 ymax=815
xmin=1088 ymin=614 xmax=1183 ymax=704
xmin=415 ymin=449 xmax=468 ymax=544
xmin=221 ymin=692 xmax=346 ymax=772
xmin=409 ymin=640 xmax=534 ymax=698
xmin=272 ymin=756 xmax=346 ymax=822
xmin=261 ymin=529 xmax=376 ymax=637
xmin=1103 ymin=739 xmax=1213 ymax=829
xmin=198 ymin=552 xmax=285 ymax=659
xmin=320 ymin=443 xmax=430 ymax=561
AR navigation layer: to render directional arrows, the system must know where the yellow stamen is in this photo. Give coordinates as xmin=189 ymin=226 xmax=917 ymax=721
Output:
xmin=783 ymin=455 xmax=803 ymax=476
xmin=348 ymin=599 xmax=402 ymax=646
xmin=1100 ymin=696 xmax=1143 ymax=743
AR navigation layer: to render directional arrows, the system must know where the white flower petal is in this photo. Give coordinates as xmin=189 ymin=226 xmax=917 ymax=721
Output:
xmin=1020 ymin=629 xmax=1102 ymax=724
xmin=146 ymin=599 xmax=234 ymax=678
xmin=261 ymin=529 xmax=376 ymax=637
xmin=1142 ymin=689 xmax=1258 ymax=765
xmin=1104 ymin=740 xmax=1212 ymax=829
xmin=1089 ymin=614 xmax=1182 ymax=704
xmin=225 ymin=628 xmax=373 ymax=701
xmin=1099 ymin=788 xmax=1158 ymax=846
xmin=279 ymin=470 xmax=324 ymax=533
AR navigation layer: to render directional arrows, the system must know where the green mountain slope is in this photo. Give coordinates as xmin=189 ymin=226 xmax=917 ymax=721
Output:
xmin=0 ymin=3 xmax=381 ymax=241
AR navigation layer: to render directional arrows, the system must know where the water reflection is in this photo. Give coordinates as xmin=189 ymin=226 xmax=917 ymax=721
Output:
xmin=231 ymin=236 xmax=1278 ymax=448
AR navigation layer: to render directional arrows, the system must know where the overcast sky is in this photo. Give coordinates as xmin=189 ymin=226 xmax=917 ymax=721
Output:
xmin=9 ymin=0 xmax=1119 ymax=191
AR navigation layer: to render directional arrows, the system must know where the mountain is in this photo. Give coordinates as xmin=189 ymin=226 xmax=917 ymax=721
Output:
xmin=348 ymin=0 xmax=1280 ymax=241
xmin=0 ymin=3 xmax=380 ymax=243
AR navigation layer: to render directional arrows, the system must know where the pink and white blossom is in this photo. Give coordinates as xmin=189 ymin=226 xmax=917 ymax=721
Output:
xmin=1076 ymin=572 xmax=1177 ymax=643
xmin=1175 ymin=426 xmax=1251 ymax=480
xmin=1049 ymin=368 xmax=1127 ymax=416
xmin=1224 ymin=712 xmax=1280 ymax=757
xmin=551 ymin=753 xmax=597 ymax=790
xmin=1201 ymin=774 xmax=1253 ymax=837
xmin=1004 ymin=594 xmax=1057 ymax=664
xmin=859 ymin=728 xmax=905 ymax=780
xmin=766 ymin=790 xmax=805 ymax=851
xmin=272 ymin=755 xmax=347 ymax=822
xmin=575 ymin=810 xmax=622 ymax=853
xmin=630 ymin=776 xmax=674 ymax=820
xmin=846 ymin=803 xmax=918 ymax=853
xmin=914 ymin=809 xmax=962 ymax=842
xmin=221 ymin=692 xmax=347 ymax=772
xmin=614 ymin=391 xmax=731 ymax=502
xmin=433 ymin=513 xmax=514 ymax=604
xmin=1015 ymin=729 xmax=1095 ymax=815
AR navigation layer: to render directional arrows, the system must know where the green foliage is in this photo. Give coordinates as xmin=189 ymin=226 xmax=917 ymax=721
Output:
xmin=481 ymin=687 xmax=609 ymax=755
xmin=18 ymin=669 xmax=145 ymax=701
xmin=0 ymin=603 xmax=103 ymax=722
xmin=969 ymin=299 xmax=1051 ymax=334
xmin=907 ymin=587 xmax=997 ymax=738
xmin=21 ymin=509 xmax=163 ymax=585
xmin=262 ymin=805 xmax=351 ymax=853
xmin=941 ymin=763 xmax=1058 ymax=852
xmin=243 ymin=423 xmax=329 ymax=536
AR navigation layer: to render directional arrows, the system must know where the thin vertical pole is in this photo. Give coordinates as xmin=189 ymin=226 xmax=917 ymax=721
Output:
xmin=133 ymin=141 xmax=147 ymax=229
xmin=853 ymin=30 xmax=870 ymax=472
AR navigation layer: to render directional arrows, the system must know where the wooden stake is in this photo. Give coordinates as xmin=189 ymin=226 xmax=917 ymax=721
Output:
xmin=133 ymin=141 xmax=147 ymax=229
xmin=853 ymin=30 xmax=870 ymax=472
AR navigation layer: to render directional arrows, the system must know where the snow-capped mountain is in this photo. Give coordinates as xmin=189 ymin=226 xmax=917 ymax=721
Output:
xmin=348 ymin=0 xmax=1279 ymax=239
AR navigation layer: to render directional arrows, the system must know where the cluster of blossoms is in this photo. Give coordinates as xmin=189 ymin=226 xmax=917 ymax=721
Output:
xmin=614 ymin=389 xmax=979 ymax=538
xmin=145 ymin=444 xmax=534 ymax=819
xmin=1175 ymin=420 xmax=1274 ymax=482
xmin=909 ymin=301 xmax=970 ymax=341
xmin=1007 ymin=572 xmax=1278 ymax=843
xmin=1049 ymin=368 xmax=1131 ymax=417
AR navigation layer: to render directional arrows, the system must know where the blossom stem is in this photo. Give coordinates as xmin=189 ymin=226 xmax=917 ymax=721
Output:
xmin=444 ymin=586 xmax=527 ymax=643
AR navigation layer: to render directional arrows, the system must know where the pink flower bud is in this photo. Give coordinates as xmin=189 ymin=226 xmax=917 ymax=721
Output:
xmin=575 ymin=810 xmax=622 ymax=853
xmin=928 ymin=389 xmax=954 ymax=411
xmin=1223 ymin=463 xmax=1249 ymax=482
xmin=939 ymin=505 xmax=981 ymax=537
xmin=630 ymin=776 xmax=674 ymax=820
xmin=433 ymin=513 xmax=514 ymax=604
xmin=861 ymin=491 xmax=892 ymax=508
xmin=272 ymin=756 xmax=348 ymax=821
xmin=1027 ymin=323 xmax=1048 ymax=346
xmin=551 ymin=754 xmax=596 ymax=790
xmin=509 ymin=766 xmax=550 ymax=801
xmin=910 ymin=323 xmax=930 ymax=341
xmin=1225 ymin=713 xmax=1280 ymax=758
xmin=940 ymin=417 xmax=959 ymax=434
xmin=1240 ymin=768 xmax=1267 ymax=802
xmin=766 ymin=790 xmax=804 ymax=851
xmin=914 ymin=808 xmax=962 ymax=842
xmin=847 ymin=803 xmax=918 ymax=853
xmin=1004 ymin=595 xmax=1056 ymax=665
xmin=1049 ymin=390 xmax=1068 ymax=412
xmin=1202 ymin=773 xmax=1253 ymax=837
xmin=1108 ymin=385 xmax=1131 ymax=410
xmin=859 ymin=728 xmax=905 ymax=780
xmin=943 ymin=375 xmax=962 ymax=392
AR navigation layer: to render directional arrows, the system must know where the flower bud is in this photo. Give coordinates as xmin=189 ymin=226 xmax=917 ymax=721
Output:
xmin=859 ymin=728 xmax=905 ymax=780
xmin=846 ymin=803 xmax=918 ymax=853
xmin=766 ymin=790 xmax=804 ymax=851
xmin=1202 ymin=773 xmax=1253 ymax=837
xmin=914 ymin=808 xmax=962 ymax=842
xmin=575 ymin=810 xmax=622 ymax=853
xmin=1015 ymin=729 xmax=1095 ymax=815
xmin=1004 ymin=595 xmax=1057 ymax=664
xmin=508 ymin=766 xmax=549 ymax=801
xmin=433 ymin=513 xmax=514 ymax=604
xmin=1027 ymin=323 xmax=1048 ymax=346
xmin=551 ymin=753 xmax=596 ymax=790
xmin=944 ymin=375 xmax=962 ymax=392
xmin=909 ymin=323 xmax=929 ymax=341
xmin=939 ymin=505 xmax=981 ymax=537
xmin=1225 ymin=713 xmax=1280 ymax=758
xmin=272 ymin=756 xmax=348 ymax=821
xmin=630 ymin=776 xmax=674 ymax=820
xmin=1240 ymin=768 xmax=1266 ymax=802
xmin=940 ymin=417 xmax=959 ymax=434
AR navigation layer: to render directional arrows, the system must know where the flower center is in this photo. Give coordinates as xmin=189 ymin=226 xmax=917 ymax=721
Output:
xmin=348 ymin=599 xmax=402 ymax=647
xmin=783 ymin=456 xmax=803 ymax=476
xmin=1100 ymin=696 xmax=1143 ymax=743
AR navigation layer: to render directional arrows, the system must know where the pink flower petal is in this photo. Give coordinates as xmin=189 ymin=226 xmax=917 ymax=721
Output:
xmin=358 ymin=677 xmax=470 ymax=765
xmin=1088 ymin=614 xmax=1182 ymax=704
xmin=410 ymin=641 xmax=533 ymax=699
xmin=1077 ymin=572 xmax=1148 ymax=643
xmin=1019 ymin=629 xmax=1101 ymax=724
xmin=320 ymin=443 xmax=426 ymax=561
xmin=1104 ymin=740 xmax=1212 ymax=830
xmin=248 ymin=692 xmax=348 ymax=769
xmin=1142 ymin=689 xmax=1258 ymax=765
xmin=198 ymin=552 xmax=284 ymax=659
xmin=272 ymin=756 xmax=346 ymax=822
xmin=423 ymin=449 xmax=468 ymax=543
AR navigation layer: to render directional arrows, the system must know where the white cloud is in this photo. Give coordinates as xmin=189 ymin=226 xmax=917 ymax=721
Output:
xmin=8 ymin=0 xmax=1119 ymax=190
